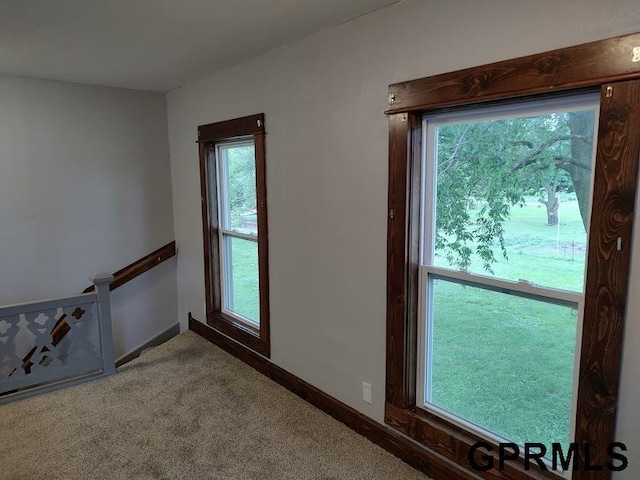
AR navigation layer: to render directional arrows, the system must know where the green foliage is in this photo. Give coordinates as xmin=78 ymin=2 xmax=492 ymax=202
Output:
xmin=434 ymin=110 xmax=594 ymax=273
xmin=225 ymin=145 xmax=257 ymax=228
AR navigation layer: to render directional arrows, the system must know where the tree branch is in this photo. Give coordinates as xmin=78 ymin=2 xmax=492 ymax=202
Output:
xmin=510 ymin=135 xmax=590 ymax=172
xmin=510 ymin=140 xmax=534 ymax=149
xmin=438 ymin=123 xmax=473 ymax=177
xmin=554 ymin=156 xmax=591 ymax=171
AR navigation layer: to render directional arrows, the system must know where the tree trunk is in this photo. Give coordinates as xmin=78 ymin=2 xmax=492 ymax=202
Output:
xmin=546 ymin=184 xmax=559 ymax=225
xmin=540 ymin=181 xmax=560 ymax=225
xmin=563 ymin=111 xmax=595 ymax=232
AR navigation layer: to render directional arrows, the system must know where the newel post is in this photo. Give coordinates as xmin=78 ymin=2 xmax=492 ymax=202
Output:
xmin=91 ymin=273 xmax=116 ymax=375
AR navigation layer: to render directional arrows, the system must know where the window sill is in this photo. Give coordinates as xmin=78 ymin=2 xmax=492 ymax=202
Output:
xmin=385 ymin=402 xmax=563 ymax=480
xmin=207 ymin=311 xmax=270 ymax=358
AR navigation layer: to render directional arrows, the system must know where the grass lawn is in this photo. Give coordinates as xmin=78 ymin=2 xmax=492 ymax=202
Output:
xmin=431 ymin=281 xmax=576 ymax=447
xmin=435 ymin=198 xmax=587 ymax=291
xmin=431 ymin=198 xmax=586 ymax=448
xmin=227 ymin=236 xmax=260 ymax=323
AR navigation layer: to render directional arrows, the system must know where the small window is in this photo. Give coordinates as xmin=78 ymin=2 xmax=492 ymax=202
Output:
xmin=198 ymin=114 xmax=270 ymax=356
xmin=216 ymin=140 xmax=260 ymax=324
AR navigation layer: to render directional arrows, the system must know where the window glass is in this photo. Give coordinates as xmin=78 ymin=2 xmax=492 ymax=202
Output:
xmin=219 ymin=143 xmax=258 ymax=235
xmin=420 ymin=95 xmax=599 ymax=453
xmin=428 ymin=104 xmax=598 ymax=292
xmin=428 ymin=277 xmax=577 ymax=447
xmin=223 ymin=235 xmax=260 ymax=324
xmin=216 ymin=139 xmax=260 ymax=327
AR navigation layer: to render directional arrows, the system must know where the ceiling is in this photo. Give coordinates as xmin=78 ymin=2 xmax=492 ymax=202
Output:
xmin=0 ymin=0 xmax=398 ymax=92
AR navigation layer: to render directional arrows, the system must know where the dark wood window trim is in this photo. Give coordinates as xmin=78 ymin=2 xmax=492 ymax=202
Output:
xmin=198 ymin=113 xmax=270 ymax=357
xmin=385 ymin=32 xmax=640 ymax=480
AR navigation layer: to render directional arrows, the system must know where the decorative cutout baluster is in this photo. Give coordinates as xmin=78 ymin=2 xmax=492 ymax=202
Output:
xmin=63 ymin=304 xmax=97 ymax=364
xmin=25 ymin=311 xmax=62 ymax=372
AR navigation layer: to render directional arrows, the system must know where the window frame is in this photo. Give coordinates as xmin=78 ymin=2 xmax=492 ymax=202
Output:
xmin=215 ymin=139 xmax=260 ymax=327
xmin=198 ymin=113 xmax=270 ymax=357
xmin=385 ymin=33 xmax=640 ymax=480
xmin=416 ymin=95 xmax=597 ymax=452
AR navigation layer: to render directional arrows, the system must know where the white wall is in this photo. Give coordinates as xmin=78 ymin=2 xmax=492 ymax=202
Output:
xmin=0 ymin=74 xmax=177 ymax=358
xmin=167 ymin=0 xmax=640 ymax=476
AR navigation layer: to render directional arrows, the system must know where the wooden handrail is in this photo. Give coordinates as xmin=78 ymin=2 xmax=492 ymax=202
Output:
xmin=82 ymin=241 xmax=176 ymax=293
xmin=16 ymin=241 xmax=176 ymax=375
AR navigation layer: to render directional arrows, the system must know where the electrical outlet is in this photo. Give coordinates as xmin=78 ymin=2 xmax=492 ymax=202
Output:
xmin=362 ymin=381 xmax=372 ymax=404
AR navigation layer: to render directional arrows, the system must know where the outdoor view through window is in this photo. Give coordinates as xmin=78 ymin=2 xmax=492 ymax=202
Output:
xmin=418 ymin=94 xmax=599 ymax=454
xmin=216 ymin=141 xmax=260 ymax=325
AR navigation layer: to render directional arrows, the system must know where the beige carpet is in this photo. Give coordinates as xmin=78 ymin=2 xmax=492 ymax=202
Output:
xmin=1 ymin=331 xmax=430 ymax=480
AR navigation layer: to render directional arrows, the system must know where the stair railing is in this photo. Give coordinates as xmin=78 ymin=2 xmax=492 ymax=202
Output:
xmin=0 ymin=273 xmax=115 ymax=403
xmin=17 ymin=241 xmax=176 ymax=377
xmin=1 ymin=241 xmax=176 ymax=403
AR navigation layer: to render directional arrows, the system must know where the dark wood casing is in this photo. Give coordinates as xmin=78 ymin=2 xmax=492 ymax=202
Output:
xmin=198 ymin=114 xmax=271 ymax=357
xmin=385 ymin=32 xmax=640 ymax=480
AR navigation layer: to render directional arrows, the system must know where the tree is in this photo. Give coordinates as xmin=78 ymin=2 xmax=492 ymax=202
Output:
xmin=564 ymin=111 xmax=595 ymax=229
xmin=225 ymin=146 xmax=257 ymax=228
xmin=539 ymin=177 xmax=560 ymax=226
xmin=435 ymin=108 xmax=595 ymax=272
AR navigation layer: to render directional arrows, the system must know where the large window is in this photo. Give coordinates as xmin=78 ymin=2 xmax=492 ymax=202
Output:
xmin=198 ymin=114 xmax=270 ymax=356
xmin=418 ymin=95 xmax=598 ymax=453
xmin=385 ymin=33 xmax=640 ymax=480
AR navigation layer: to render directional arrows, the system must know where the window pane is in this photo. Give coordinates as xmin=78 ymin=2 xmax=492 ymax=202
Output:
xmin=427 ymin=278 xmax=577 ymax=449
xmin=430 ymin=106 xmax=597 ymax=292
xmin=219 ymin=143 xmax=257 ymax=235
xmin=223 ymin=235 xmax=260 ymax=324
